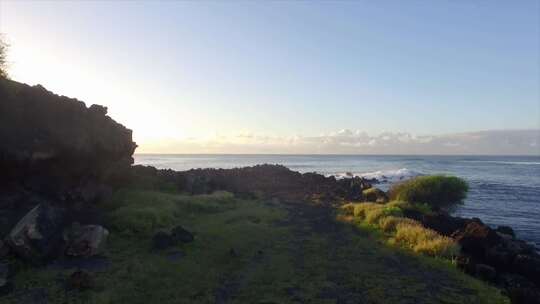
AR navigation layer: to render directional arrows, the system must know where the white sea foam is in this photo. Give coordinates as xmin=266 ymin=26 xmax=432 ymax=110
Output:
xmin=331 ymin=168 xmax=422 ymax=183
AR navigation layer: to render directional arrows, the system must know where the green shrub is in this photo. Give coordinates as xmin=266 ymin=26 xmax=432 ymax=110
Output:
xmin=387 ymin=201 xmax=433 ymax=215
xmin=388 ymin=175 xmax=468 ymax=210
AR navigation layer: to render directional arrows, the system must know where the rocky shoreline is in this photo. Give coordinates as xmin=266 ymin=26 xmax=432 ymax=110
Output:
xmin=1 ymin=78 xmax=538 ymax=303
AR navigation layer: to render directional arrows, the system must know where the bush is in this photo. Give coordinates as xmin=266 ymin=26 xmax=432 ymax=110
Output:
xmin=388 ymin=175 xmax=468 ymax=210
xmin=394 ymin=223 xmax=460 ymax=258
xmin=387 ymin=200 xmax=433 ymax=215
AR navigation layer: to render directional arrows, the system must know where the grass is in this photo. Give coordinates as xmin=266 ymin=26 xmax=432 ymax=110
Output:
xmin=1 ymin=189 xmax=508 ymax=304
xmin=379 ymin=216 xmax=421 ymax=233
xmin=341 ymin=201 xmax=460 ymax=258
xmin=394 ymin=223 xmax=460 ymax=258
xmin=388 ymin=175 xmax=469 ymax=210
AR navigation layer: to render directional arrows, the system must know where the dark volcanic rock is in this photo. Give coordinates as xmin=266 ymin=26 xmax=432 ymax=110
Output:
xmin=171 ymin=226 xmax=194 ymax=243
xmin=0 ymin=79 xmax=137 ymax=207
xmin=497 ymin=226 xmax=516 ymax=238
xmin=0 ymin=240 xmax=10 ymax=259
xmin=0 ymin=262 xmax=11 ymax=295
xmin=362 ymin=187 xmax=388 ymax=203
xmin=5 ymin=203 xmax=66 ymax=264
xmin=152 ymin=231 xmax=175 ymax=250
xmin=420 ymin=214 xmax=472 ymax=237
xmin=499 ymin=273 xmax=540 ymax=304
xmin=513 ymin=254 xmax=540 ymax=286
xmin=475 ymin=263 xmax=497 ymax=282
xmin=67 ymin=270 xmax=94 ymax=291
xmin=64 ymin=223 xmax=109 ymax=257
xmin=451 ymin=221 xmax=502 ymax=259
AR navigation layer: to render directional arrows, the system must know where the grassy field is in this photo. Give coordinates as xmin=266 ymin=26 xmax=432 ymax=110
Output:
xmin=2 ymin=190 xmax=509 ymax=304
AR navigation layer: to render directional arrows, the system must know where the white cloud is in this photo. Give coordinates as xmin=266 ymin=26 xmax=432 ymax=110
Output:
xmin=137 ymin=129 xmax=540 ymax=155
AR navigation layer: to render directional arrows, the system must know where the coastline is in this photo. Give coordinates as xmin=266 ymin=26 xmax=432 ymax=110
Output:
xmin=1 ymin=78 xmax=538 ymax=303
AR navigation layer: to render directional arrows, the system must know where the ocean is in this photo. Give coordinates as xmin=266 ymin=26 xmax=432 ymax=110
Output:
xmin=134 ymin=154 xmax=540 ymax=248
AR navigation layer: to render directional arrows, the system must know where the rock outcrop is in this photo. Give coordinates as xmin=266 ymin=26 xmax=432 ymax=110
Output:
xmin=415 ymin=212 xmax=540 ymax=304
xmin=0 ymin=79 xmax=137 ymax=211
xmin=127 ymin=164 xmax=376 ymax=203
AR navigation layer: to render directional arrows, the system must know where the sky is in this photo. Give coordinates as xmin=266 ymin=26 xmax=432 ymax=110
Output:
xmin=1 ymin=1 xmax=539 ymax=154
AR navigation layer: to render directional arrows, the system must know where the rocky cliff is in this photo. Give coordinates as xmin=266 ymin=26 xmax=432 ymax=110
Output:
xmin=0 ymin=79 xmax=136 ymax=230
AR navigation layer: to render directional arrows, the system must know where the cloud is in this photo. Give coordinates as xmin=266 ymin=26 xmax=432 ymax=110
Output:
xmin=137 ymin=129 xmax=540 ymax=155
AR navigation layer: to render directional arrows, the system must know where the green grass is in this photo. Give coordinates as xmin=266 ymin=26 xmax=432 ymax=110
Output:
xmin=388 ymin=175 xmax=469 ymax=210
xmin=1 ymin=189 xmax=508 ymax=304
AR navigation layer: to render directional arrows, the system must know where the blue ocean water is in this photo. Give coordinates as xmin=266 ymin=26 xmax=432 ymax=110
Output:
xmin=134 ymin=154 xmax=540 ymax=248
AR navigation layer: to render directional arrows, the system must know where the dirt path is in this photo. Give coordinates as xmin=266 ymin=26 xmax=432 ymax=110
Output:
xmin=213 ymin=200 xmax=503 ymax=304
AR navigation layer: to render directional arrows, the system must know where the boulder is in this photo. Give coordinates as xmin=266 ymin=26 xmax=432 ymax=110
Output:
xmin=485 ymin=245 xmax=515 ymax=271
xmin=64 ymin=223 xmax=109 ymax=257
xmin=420 ymin=214 xmax=471 ymax=236
xmin=362 ymin=187 xmax=388 ymax=203
xmin=5 ymin=204 xmax=66 ymax=264
xmin=152 ymin=231 xmax=175 ymax=250
xmin=451 ymin=221 xmax=501 ymax=259
xmin=512 ymin=254 xmax=540 ymax=286
xmin=67 ymin=270 xmax=94 ymax=291
xmin=0 ymin=240 xmax=10 ymax=259
xmin=475 ymin=263 xmax=496 ymax=282
xmin=0 ymin=262 xmax=11 ymax=295
xmin=496 ymin=226 xmax=516 ymax=238
xmin=498 ymin=273 xmax=540 ymax=304
xmin=455 ymin=254 xmax=476 ymax=275
xmin=171 ymin=226 xmax=194 ymax=243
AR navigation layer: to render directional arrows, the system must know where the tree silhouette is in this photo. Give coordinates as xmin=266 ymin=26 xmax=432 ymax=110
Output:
xmin=0 ymin=34 xmax=8 ymax=78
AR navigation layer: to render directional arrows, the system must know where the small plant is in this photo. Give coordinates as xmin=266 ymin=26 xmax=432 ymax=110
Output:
xmin=388 ymin=175 xmax=468 ymax=211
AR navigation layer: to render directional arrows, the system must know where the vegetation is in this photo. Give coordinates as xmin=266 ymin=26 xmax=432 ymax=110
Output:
xmin=388 ymin=175 xmax=469 ymax=210
xmin=379 ymin=215 xmax=420 ymax=233
xmin=2 ymin=189 xmax=508 ymax=303
xmin=341 ymin=200 xmax=460 ymax=258
xmin=394 ymin=223 xmax=460 ymax=258
xmin=0 ymin=34 xmax=8 ymax=78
